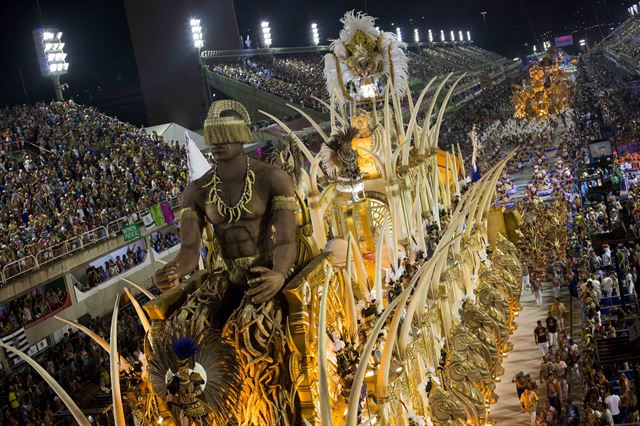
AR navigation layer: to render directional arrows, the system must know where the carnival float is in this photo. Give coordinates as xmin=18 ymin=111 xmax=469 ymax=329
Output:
xmin=1 ymin=11 xmax=526 ymax=426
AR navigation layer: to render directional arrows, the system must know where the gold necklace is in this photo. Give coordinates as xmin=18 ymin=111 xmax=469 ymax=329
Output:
xmin=203 ymin=157 xmax=255 ymax=223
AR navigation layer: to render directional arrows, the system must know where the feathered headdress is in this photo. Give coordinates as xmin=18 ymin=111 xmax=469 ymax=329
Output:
xmin=324 ymin=11 xmax=408 ymax=103
xmin=319 ymin=127 xmax=361 ymax=181
xmin=147 ymin=332 xmax=241 ymax=425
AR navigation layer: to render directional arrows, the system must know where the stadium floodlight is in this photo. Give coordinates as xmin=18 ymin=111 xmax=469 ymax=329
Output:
xmin=311 ymin=23 xmax=320 ymax=46
xmin=396 ymin=27 xmax=402 ymax=42
xmin=190 ymin=18 xmax=204 ymax=49
xmin=33 ymin=28 xmax=69 ymax=101
xmin=428 ymin=29 xmax=433 ymax=43
xmin=414 ymin=28 xmax=420 ymax=43
xmin=458 ymin=30 xmax=463 ymax=42
xmin=533 ymin=45 xmax=537 ymax=53
xmin=261 ymin=21 xmax=272 ymax=48
xmin=635 ymin=4 xmax=639 ymax=14
xmin=467 ymin=31 xmax=471 ymax=42
xmin=450 ymin=30 xmax=455 ymax=42
xmin=579 ymin=39 xmax=586 ymax=47
xmin=440 ymin=30 xmax=445 ymax=42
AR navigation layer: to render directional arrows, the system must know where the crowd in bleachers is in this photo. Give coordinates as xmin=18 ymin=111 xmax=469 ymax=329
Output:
xmin=0 ymin=285 xmax=68 ymax=336
xmin=0 ymin=101 xmax=187 ymax=278
xmin=211 ymin=55 xmax=326 ymax=111
xmin=0 ymin=305 xmax=148 ymax=425
xmin=211 ymin=46 xmax=506 ymax=111
xmin=78 ymin=245 xmax=148 ymax=292
xmin=150 ymin=229 xmax=181 ymax=253
xmin=599 ymin=17 xmax=640 ymax=70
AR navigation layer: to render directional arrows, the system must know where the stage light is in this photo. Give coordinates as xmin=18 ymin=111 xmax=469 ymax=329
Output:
xmin=428 ymin=29 xmax=433 ymax=42
xmin=34 ymin=27 xmax=69 ymax=101
xmin=458 ymin=30 xmax=463 ymax=42
xmin=261 ymin=21 xmax=272 ymax=47
xmin=190 ymin=18 xmax=204 ymax=49
xmin=311 ymin=23 xmax=320 ymax=45
xmin=440 ymin=30 xmax=445 ymax=42
xmin=414 ymin=28 xmax=419 ymax=43
xmin=450 ymin=30 xmax=455 ymax=42
xmin=467 ymin=31 xmax=471 ymax=42
xmin=396 ymin=27 xmax=402 ymax=42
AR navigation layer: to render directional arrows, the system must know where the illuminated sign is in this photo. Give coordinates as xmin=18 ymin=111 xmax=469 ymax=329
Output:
xmin=554 ymin=35 xmax=574 ymax=48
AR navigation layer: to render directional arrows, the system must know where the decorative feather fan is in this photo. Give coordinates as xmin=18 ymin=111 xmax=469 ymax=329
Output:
xmin=324 ymin=10 xmax=408 ymax=103
xmin=265 ymin=136 xmax=305 ymax=190
xmin=319 ymin=127 xmax=361 ymax=181
xmin=147 ymin=332 xmax=241 ymax=425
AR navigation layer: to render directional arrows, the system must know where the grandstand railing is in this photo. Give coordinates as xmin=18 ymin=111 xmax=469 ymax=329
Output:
xmin=0 ymin=197 xmax=180 ymax=286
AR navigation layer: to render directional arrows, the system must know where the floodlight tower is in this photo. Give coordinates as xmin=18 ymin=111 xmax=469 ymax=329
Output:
xmin=396 ymin=27 xmax=402 ymax=42
xmin=190 ymin=19 xmax=204 ymax=50
xmin=450 ymin=30 xmax=455 ymax=43
xmin=261 ymin=21 xmax=272 ymax=48
xmin=33 ymin=29 xmax=69 ymax=101
xmin=467 ymin=31 xmax=471 ymax=42
xmin=428 ymin=29 xmax=433 ymax=43
xmin=440 ymin=30 xmax=445 ymax=42
xmin=311 ymin=23 xmax=320 ymax=46
xmin=414 ymin=28 xmax=420 ymax=43
xmin=190 ymin=18 xmax=212 ymax=109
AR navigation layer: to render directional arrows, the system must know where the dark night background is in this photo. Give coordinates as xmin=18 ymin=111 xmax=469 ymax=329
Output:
xmin=0 ymin=0 xmax=633 ymax=126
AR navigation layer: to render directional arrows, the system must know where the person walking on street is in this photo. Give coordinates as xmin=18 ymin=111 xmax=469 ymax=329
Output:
xmin=535 ymin=320 xmax=549 ymax=356
xmin=552 ymin=272 xmax=562 ymax=299
xmin=551 ymin=298 xmax=567 ymax=332
xmin=520 ymin=386 xmax=539 ymax=426
xmin=522 ymin=264 xmax=531 ymax=292
xmin=546 ymin=312 xmax=559 ymax=347
xmin=605 ymin=388 xmax=622 ymax=424
xmin=513 ymin=371 xmax=527 ymax=399
xmin=532 ymin=277 xmax=543 ymax=307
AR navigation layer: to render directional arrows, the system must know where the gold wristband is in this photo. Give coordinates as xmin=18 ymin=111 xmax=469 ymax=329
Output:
xmin=271 ymin=195 xmax=298 ymax=211
xmin=179 ymin=207 xmax=202 ymax=222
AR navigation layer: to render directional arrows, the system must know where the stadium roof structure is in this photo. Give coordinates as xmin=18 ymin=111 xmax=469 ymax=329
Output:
xmin=144 ymin=122 xmax=205 ymax=151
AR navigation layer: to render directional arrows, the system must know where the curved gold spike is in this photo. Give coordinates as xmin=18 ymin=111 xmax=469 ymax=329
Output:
xmin=286 ymin=103 xmax=330 ymax=143
xmin=53 ymin=316 xmax=131 ymax=371
xmin=418 ymin=73 xmax=453 ymax=155
xmin=0 ymin=342 xmax=92 ymax=425
xmin=344 ymin=293 xmax=405 ymax=426
xmin=257 ymin=109 xmax=316 ymax=163
xmin=121 ymin=277 xmax=156 ymax=300
xmin=109 ymin=292 xmax=126 ymax=425
xmin=317 ymin=265 xmax=334 ymax=426
xmin=311 ymin=96 xmax=347 ymax=128
xmin=123 ymin=287 xmax=151 ymax=333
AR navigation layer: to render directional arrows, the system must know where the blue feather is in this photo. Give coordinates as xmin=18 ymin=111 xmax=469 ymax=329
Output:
xmin=172 ymin=336 xmax=199 ymax=360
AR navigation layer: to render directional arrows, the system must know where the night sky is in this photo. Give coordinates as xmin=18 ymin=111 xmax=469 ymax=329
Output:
xmin=0 ymin=0 xmax=631 ymax=125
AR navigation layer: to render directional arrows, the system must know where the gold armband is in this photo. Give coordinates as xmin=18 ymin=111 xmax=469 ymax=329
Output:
xmin=271 ymin=195 xmax=298 ymax=211
xmin=179 ymin=207 xmax=202 ymax=222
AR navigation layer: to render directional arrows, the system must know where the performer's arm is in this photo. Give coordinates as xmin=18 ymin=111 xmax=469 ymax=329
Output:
xmin=248 ymin=168 xmax=297 ymax=303
xmin=155 ymin=182 xmax=204 ymax=289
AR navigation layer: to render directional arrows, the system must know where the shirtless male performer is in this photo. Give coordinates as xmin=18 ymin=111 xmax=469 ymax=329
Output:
xmin=153 ymin=100 xmax=299 ymax=424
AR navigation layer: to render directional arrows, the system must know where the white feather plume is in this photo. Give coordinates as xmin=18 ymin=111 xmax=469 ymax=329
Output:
xmin=324 ymin=10 xmax=409 ymax=103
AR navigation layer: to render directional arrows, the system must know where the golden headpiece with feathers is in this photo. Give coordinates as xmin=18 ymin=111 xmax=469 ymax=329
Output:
xmin=324 ymin=11 xmax=408 ymax=104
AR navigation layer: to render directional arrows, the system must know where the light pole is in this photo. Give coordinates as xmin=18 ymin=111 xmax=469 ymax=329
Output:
xmin=261 ymin=21 xmax=272 ymax=48
xmin=481 ymin=11 xmax=488 ymax=40
xmin=311 ymin=23 xmax=320 ymax=46
xmin=190 ymin=18 xmax=211 ymax=111
xmin=33 ymin=29 xmax=69 ymax=101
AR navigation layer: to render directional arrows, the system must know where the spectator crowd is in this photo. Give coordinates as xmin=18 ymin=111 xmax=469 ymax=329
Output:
xmin=0 ymin=101 xmax=187 ymax=279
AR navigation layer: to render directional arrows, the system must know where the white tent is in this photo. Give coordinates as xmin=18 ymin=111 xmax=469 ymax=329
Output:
xmin=144 ymin=122 xmax=206 ymax=151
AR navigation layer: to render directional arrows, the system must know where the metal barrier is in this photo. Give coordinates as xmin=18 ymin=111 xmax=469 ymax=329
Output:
xmin=0 ymin=197 xmax=179 ymax=286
